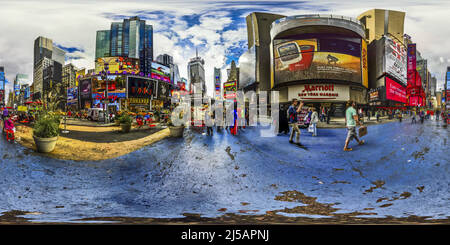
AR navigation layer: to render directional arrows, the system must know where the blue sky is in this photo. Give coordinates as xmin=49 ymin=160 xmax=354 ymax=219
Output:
xmin=0 ymin=0 xmax=449 ymax=98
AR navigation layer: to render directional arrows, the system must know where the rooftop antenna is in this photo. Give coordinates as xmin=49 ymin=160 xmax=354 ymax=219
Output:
xmin=196 ymin=47 xmax=198 ymax=58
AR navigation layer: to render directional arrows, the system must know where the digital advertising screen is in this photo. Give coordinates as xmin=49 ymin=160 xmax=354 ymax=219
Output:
xmin=127 ymin=76 xmax=156 ymax=98
xmin=386 ymin=77 xmax=407 ymax=103
xmin=151 ymin=62 xmax=171 ymax=83
xmin=385 ymin=36 xmax=407 ymax=86
xmin=79 ymin=79 xmax=92 ymax=99
xmin=223 ymin=81 xmax=237 ymax=99
xmin=95 ymin=57 xmax=140 ymax=75
xmin=274 ymin=36 xmax=362 ymax=86
xmin=67 ymin=87 xmax=78 ymax=105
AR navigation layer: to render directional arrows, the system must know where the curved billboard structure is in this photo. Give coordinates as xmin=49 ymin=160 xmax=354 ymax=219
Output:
xmin=270 ymin=15 xmax=368 ymax=89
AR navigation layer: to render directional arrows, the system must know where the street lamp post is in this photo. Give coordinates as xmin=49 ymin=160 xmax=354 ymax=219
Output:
xmin=100 ymin=61 xmax=110 ymax=124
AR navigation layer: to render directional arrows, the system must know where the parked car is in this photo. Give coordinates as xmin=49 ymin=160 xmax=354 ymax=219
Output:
xmin=87 ymin=108 xmax=105 ymax=121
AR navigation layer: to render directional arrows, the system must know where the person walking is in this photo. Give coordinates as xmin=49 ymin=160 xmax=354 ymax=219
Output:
xmin=411 ymin=110 xmax=417 ymax=124
xmin=310 ymin=107 xmax=319 ymax=136
xmin=288 ymin=99 xmax=304 ymax=145
xmin=419 ymin=110 xmax=425 ymax=124
xmin=2 ymin=107 xmax=8 ymax=121
xmin=326 ymin=106 xmax=331 ymax=124
xmin=343 ymin=100 xmax=364 ymax=151
xmin=375 ymin=110 xmax=380 ymax=122
xmin=278 ymin=105 xmax=289 ymax=135
xmin=205 ymin=105 xmax=214 ymax=136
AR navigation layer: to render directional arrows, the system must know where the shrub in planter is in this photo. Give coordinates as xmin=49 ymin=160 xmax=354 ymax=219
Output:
xmin=118 ymin=113 xmax=133 ymax=133
xmin=168 ymin=111 xmax=185 ymax=137
xmin=33 ymin=112 xmax=60 ymax=153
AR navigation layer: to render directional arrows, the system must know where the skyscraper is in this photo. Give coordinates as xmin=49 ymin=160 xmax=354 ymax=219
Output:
xmin=357 ymin=9 xmax=405 ymax=44
xmin=96 ymin=16 xmax=153 ymax=75
xmin=63 ymin=63 xmax=78 ymax=88
xmin=156 ymin=54 xmax=174 ymax=66
xmin=33 ymin=36 xmax=66 ymax=100
xmin=187 ymin=50 xmax=205 ymax=96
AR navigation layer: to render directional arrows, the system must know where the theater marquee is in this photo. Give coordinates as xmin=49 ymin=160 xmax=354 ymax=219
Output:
xmin=288 ymin=84 xmax=350 ymax=101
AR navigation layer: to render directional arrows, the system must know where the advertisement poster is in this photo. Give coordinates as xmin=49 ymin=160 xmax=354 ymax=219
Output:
xmin=67 ymin=87 xmax=78 ymax=105
xmin=80 ymin=79 xmax=92 ymax=99
xmin=386 ymin=77 xmax=407 ymax=103
xmin=223 ymin=81 xmax=237 ymax=99
xmin=158 ymin=81 xmax=170 ymax=98
xmin=447 ymin=71 xmax=450 ymax=90
xmin=288 ymin=84 xmax=350 ymax=101
xmin=407 ymin=44 xmax=417 ymax=86
xmin=274 ymin=38 xmax=362 ymax=85
xmin=151 ymin=62 xmax=171 ymax=83
xmin=361 ymin=39 xmax=369 ymax=88
xmin=92 ymin=75 xmax=126 ymax=94
xmin=95 ymin=57 xmax=140 ymax=74
xmin=128 ymin=77 xmax=155 ymax=98
xmin=385 ymin=36 xmax=407 ymax=86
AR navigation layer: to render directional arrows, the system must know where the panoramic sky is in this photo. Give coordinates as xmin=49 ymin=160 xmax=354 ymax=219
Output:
xmin=0 ymin=0 xmax=449 ymax=97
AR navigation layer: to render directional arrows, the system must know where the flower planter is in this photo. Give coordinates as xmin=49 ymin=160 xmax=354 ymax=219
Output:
xmin=169 ymin=126 xmax=184 ymax=137
xmin=33 ymin=135 xmax=58 ymax=153
xmin=120 ymin=123 xmax=131 ymax=133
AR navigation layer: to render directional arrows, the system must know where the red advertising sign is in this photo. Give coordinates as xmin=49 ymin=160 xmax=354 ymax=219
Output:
xmin=386 ymin=77 xmax=407 ymax=103
xmin=407 ymin=44 xmax=416 ymax=86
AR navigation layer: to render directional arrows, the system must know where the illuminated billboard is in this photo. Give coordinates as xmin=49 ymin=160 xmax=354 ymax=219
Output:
xmin=127 ymin=77 xmax=156 ymax=98
xmin=79 ymin=79 xmax=92 ymax=99
xmin=95 ymin=57 xmax=140 ymax=75
xmin=274 ymin=37 xmax=362 ymax=86
xmin=407 ymin=44 xmax=416 ymax=86
xmin=386 ymin=77 xmax=407 ymax=103
xmin=67 ymin=87 xmax=78 ymax=105
xmin=223 ymin=81 xmax=237 ymax=99
xmin=92 ymin=75 xmax=126 ymax=94
xmin=385 ymin=36 xmax=407 ymax=86
xmin=151 ymin=62 xmax=171 ymax=83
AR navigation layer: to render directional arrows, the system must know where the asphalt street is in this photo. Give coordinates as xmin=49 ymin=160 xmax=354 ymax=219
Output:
xmin=0 ymin=119 xmax=448 ymax=223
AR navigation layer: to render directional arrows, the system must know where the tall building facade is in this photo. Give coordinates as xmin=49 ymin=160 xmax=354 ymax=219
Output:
xmin=156 ymin=54 xmax=174 ymax=66
xmin=357 ymin=9 xmax=405 ymax=44
xmin=156 ymin=54 xmax=180 ymax=84
xmin=95 ymin=16 xmax=153 ymax=75
xmin=187 ymin=52 xmax=206 ymax=96
xmin=242 ymin=12 xmax=286 ymax=92
xmin=33 ymin=36 xmax=66 ymax=100
xmin=63 ymin=63 xmax=78 ymax=88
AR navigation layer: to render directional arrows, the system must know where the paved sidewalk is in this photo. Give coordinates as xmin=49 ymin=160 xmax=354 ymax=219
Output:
xmin=317 ymin=115 xmax=407 ymax=128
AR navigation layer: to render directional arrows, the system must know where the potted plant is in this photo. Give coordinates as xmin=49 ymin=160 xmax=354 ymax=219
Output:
xmin=118 ymin=113 xmax=132 ymax=133
xmin=33 ymin=112 xmax=60 ymax=153
xmin=168 ymin=111 xmax=185 ymax=137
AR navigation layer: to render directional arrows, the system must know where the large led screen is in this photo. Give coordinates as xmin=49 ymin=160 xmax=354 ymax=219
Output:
xmin=151 ymin=62 xmax=171 ymax=83
xmin=386 ymin=77 xmax=407 ymax=103
xmin=274 ymin=37 xmax=362 ymax=85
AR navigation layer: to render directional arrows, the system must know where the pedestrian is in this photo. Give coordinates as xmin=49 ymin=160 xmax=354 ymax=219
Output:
xmin=2 ymin=107 xmax=8 ymax=121
xmin=288 ymin=99 xmax=304 ymax=145
xmin=304 ymin=108 xmax=312 ymax=128
xmin=343 ymin=100 xmax=365 ymax=151
xmin=375 ymin=110 xmax=379 ymax=122
xmin=278 ymin=105 xmax=289 ymax=135
xmin=310 ymin=107 xmax=319 ymax=136
xmin=419 ymin=110 xmax=424 ymax=124
xmin=411 ymin=110 xmax=417 ymax=124
xmin=205 ymin=105 xmax=214 ymax=136
xmin=326 ymin=106 xmax=331 ymax=124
